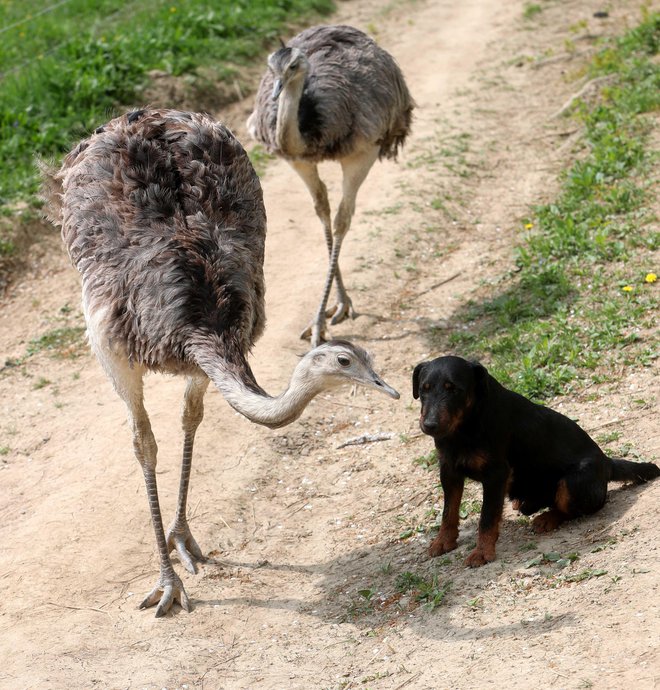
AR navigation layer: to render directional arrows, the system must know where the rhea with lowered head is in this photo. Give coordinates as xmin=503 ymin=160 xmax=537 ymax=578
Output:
xmin=41 ymin=109 xmax=399 ymax=617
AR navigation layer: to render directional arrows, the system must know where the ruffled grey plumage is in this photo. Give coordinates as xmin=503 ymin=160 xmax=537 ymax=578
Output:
xmin=42 ymin=109 xmax=267 ymax=380
xmin=247 ymin=25 xmax=414 ymax=346
xmin=248 ymin=25 xmax=414 ymax=162
xmin=40 ymin=109 xmax=400 ymax=617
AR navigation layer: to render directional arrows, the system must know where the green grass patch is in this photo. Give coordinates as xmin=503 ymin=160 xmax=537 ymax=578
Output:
xmin=523 ymin=4 xmax=543 ymax=20
xmin=0 ymin=0 xmax=334 ymax=208
xmin=395 ymin=571 xmax=451 ymax=611
xmin=26 ymin=326 xmax=87 ymax=359
xmin=430 ymin=10 xmax=660 ymax=401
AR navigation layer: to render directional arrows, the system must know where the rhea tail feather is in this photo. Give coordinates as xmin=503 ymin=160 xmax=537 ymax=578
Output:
xmin=608 ymin=457 xmax=660 ymax=483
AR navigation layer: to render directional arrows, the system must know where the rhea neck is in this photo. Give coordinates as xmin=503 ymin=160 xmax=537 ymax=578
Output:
xmin=275 ymin=72 xmax=307 ymax=157
xmin=195 ymin=348 xmax=332 ymax=429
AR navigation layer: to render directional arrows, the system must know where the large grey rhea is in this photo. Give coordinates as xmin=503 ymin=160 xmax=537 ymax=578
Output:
xmin=41 ymin=109 xmax=399 ymax=618
xmin=248 ymin=25 xmax=414 ymax=346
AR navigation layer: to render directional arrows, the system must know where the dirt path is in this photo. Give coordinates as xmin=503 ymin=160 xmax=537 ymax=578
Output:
xmin=1 ymin=0 xmax=658 ymax=688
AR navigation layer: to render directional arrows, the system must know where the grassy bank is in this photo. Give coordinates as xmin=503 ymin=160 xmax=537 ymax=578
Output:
xmin=434 ymin=10 xmax=659 ymax=402
xmin=0 ymin=0 xmax=333 ymax=209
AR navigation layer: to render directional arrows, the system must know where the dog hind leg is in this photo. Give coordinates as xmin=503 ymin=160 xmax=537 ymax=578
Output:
xmin=532 ymin=458 xmax=608 ymax=533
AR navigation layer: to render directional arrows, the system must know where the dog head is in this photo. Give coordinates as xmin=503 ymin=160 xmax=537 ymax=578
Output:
xmin=412 ymin=356 xmax=488 ymax=439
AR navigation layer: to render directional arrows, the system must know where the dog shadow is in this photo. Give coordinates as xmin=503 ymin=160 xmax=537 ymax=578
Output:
xmin=189 ymin=479 xmax=654 ymax=639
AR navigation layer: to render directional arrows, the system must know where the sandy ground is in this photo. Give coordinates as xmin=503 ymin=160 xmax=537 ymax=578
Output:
xmin=0 ymin=0 xmax=658 ymax=688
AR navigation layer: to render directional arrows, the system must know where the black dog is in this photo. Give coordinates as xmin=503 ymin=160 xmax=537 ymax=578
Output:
xmin=412 ymin=355 xmax=659 ymax=567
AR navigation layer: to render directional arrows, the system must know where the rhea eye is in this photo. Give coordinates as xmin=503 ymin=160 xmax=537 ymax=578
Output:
xmin=337 ymin=354 xmax=351 ymax=367
xmin=288 ymin=61 xmax=299 ymax=72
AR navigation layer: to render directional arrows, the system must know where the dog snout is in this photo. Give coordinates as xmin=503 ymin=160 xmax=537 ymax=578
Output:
xmin=419 ymin=413 xmax=439 ymax=435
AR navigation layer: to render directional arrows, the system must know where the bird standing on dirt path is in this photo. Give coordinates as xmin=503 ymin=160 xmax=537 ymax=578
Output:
xmin=41 ymin=109 xmax=399 ymax=617
xmin=247 ymin=25 xmax=414 ymax=347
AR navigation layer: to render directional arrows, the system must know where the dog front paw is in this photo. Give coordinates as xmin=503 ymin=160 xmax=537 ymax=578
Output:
xmin=465 ymin=547 xmax=495 ymax=567
xmin=428 ymin=534 xmax=458 ymax=557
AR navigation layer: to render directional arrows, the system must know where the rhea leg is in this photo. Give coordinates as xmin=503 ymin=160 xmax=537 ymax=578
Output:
xmin=100 ymin=350 xmax=190 ymax=617
xmin=289 ymin=159 xmax=353 ymax=340
xmin=301 ymin=146 xmax=379 ymax=347
xmin=166 ymin=375 xmax=209 ymax=573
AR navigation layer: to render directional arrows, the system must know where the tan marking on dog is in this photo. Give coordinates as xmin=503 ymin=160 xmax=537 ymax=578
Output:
xmin=555 ymin=479 xmax=572 ymax=514
xmin=531 ymin=508 xmax=566 ymax=533
xmin=466 ymin=524 xmax=499 ymax=567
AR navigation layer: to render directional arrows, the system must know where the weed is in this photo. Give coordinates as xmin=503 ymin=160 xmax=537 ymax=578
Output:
xmin=413 ymin=449 xmax=438 ymax=470
xmin=0 ymin=446 xmax=9 ymax=456
xmin=523 ymin=4 xmax=543 ymax=20
xmin=560 ymin=568 xmax=608 ymax=583
xmin=395 ymin=571 xmax=451 ymax=611
xmin=459 ymin=499 xmax=481 ymax=519
xmin=26 ymin=327 xmax=86 ymax=359
xmin=379 ymin=562 xmax=393 ymax=575
xmin=466 ymin=597 xmax=483 ymax=610
xmin=525 ymin=551 xmax=580 ymax=569
xmin=32 ymin=377 xmax=51 ymax=390
xmin=519 ymin=542 xmax=538 ymax=552
xmin=247 ymin=145 xmax=276 ymax=178
xmin=596 ymin=430 xmax=622 ymax=445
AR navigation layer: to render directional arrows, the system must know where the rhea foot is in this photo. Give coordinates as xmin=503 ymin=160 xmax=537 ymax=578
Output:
xmin=328 ymin=295 xmax=355 ymax=326
xmin=166 ymin=519 xmax=204 ymax=574
xmin=300 ymin=317 xmax=328 ymax=348
xmin=139 ymin=570 xmax=191 ymax=617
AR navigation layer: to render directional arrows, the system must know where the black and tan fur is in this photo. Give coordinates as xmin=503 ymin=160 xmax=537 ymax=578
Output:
xmin=413 ymin=355 xmax=659 ymax=566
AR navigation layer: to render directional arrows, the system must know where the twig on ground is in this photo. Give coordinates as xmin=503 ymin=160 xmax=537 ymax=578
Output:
xmin=336 ymin=432 xmax=394 ymax=449
xmin=395 ymin=672 xmax=422 ymax=690
xmin=551 ymin=75 xmax=615 ymax=119
xmin=411 ymin=271 xmax=461 ymax=300
xmin=46 ymin=601 xmax=110 ymax=615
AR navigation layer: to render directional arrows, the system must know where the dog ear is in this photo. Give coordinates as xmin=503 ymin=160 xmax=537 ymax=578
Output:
xmin=470 ymin=360 xmax=489 ymax=392
xmin=412 ymin=362 xmax=427 ymax=399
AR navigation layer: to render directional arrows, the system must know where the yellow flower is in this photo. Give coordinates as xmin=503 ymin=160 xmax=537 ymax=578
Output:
xmin=622 ymin=285 xmax=634 ymax=293
xmin=645 ymin=272 xmax=657 ymax=283
xmin=170 ymin=6 xmax=177 ymax=11
xmin=524 ymin=223 xmax=533 ymax=230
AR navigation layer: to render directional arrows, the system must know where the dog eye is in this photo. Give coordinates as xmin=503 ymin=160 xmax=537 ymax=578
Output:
xmin=423 ymin=383 xmax=430 ymax=392
xmin=443 ymin=382 xmax=455 ymax=391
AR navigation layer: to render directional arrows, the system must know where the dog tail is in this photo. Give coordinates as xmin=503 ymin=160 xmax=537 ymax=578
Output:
xmin=607 ymin=457 xmax=660 ymax=483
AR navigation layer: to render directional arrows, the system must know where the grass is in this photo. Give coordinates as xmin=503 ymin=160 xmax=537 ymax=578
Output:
xmin=347 ymin=567 xmax=452 ymax=621
xmin=523 ymin=3 xmax=543 ymax=21
xmin=0 ymin=0 xmax=334 ymax=209
xmin=430 ymin=10 xmax=660 ymax=401
xmin=3 ymin=326 xmax=87 ymax=369
xmin=395 ymin=571 xmax=451 ymax=611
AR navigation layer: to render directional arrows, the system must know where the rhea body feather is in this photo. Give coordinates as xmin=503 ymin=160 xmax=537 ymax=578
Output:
xmin=248 ymin=24 xmax=414 ymax=162
xmin=42 ymin=109 xmax=373 ymax=428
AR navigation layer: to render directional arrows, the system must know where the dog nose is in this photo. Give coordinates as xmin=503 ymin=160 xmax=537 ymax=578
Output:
xmin=420 ymin=418 xmax=438 ymax=434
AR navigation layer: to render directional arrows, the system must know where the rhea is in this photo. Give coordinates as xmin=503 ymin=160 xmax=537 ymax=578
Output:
xmin=247 ymin=25 xmax=414 ymax=346
xmin=41 ymin=109 xmax=399 ymax=617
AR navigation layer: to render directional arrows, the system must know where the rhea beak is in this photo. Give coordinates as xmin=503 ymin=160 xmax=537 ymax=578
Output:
xmin=370 ymin=374 xmax=400 ymax=400
xmin=271 ymin=79 xmax=283 ymax=100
